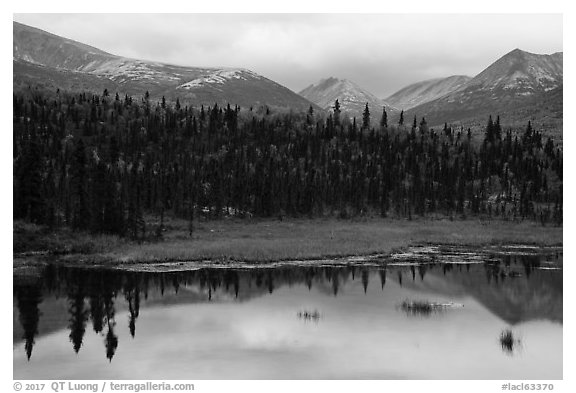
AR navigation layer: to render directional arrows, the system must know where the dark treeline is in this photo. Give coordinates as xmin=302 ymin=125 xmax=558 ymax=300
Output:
xmin=14 ymin=254 xmax=557 ymax=361
xmin=13 ymin=89 xmax=563 ymax=239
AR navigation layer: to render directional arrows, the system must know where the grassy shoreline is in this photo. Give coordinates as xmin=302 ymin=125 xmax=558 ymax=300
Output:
xmin=13 ymin=217 xmax=562 ymax=268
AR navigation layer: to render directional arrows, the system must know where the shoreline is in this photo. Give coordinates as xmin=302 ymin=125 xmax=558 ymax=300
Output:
xmin=13 ymin=217 xmax=562 ymax=271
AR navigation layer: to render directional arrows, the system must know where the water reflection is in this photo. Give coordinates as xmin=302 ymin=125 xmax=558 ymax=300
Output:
xmin=13 ymin=249 xmax=562 ymax=379
xmin=14 ymin=284 xmax=41 ymax=360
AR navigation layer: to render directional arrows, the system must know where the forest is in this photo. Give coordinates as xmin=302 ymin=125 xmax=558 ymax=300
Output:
xmin=13 ymin=88 xmax=563 ymax=241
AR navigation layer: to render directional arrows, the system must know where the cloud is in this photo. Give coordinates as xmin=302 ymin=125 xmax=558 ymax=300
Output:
xmin=13 ymin=13 xmax=562 ymax=97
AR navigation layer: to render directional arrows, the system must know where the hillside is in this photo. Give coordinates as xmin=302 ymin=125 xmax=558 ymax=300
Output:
xmin=384 ymin=75 xmax=471 ymax=110
xmin=299 ymin=77 xmax=394 ymax=118
xmin=401 ymin=49 xmax=563 ymax=136
xmin=13 ymin=21 xmax=317 ymax=111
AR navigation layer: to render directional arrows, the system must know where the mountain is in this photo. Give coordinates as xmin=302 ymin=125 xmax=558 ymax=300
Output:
xmin=299 ymin=77 xmax=392 ymax=117
xmin=13 ymin=21 xmax=316 ymax=111
xmin=465 ymin=49 xmax=562 ymax=93
xmin=384 ymin=75 xmax=472 ymax=110
xmin=402 ymin=49 xmax=563 ymax=134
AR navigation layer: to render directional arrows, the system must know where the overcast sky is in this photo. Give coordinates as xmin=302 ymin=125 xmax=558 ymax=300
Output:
xmin=13 ymin=14 xmax=563 ymax=98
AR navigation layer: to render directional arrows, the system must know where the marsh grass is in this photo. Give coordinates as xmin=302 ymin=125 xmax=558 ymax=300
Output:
xmin=13 ymin=221 xmax=125 ymax=255
xmin=14 ymin=217 xmax=562 ymax=265
xmin=109 ymin=218 xmax=561 ymax=264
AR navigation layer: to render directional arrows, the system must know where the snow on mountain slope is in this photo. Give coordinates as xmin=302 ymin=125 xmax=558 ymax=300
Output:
xmin=13 ymin=21 xmax=316 ymax=110
xmin=178 ymin=69 xmax=262 ymax=89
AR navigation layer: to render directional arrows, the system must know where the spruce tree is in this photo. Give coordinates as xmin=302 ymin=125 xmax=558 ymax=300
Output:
xmin=333 ymin=99 xmax=341 ymax=126
xmin=15 ymin=132 xmax=44 ymax=223
xmin=71 ymin=139 xmax=90 ymax=230
xmin=380 ymin=106 xmax=388 ymax=129
xmin=362 ymin=103 xmax=370 ymax=129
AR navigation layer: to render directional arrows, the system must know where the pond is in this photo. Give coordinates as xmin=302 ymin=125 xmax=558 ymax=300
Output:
xmin=13 ymin=245 xmax=563 ymax=380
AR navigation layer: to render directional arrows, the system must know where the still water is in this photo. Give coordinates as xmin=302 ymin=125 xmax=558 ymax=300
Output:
xmin=13 ymin=246 xmax=562 ymax=379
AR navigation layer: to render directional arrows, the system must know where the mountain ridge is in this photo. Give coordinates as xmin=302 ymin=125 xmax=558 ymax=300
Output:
xmin=13 ymin=21 xmax=318 ymax=111
xmin=13 ymin=22 xmax=562 ymax=132
xmin=384 ymin=75 xmax=472 ymax=110
xmin=401 ymin=48 xmax=563 ymax=134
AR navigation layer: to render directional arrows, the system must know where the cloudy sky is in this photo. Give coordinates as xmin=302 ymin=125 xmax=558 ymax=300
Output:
xmin=13 ymin=14 xmax=563 ymax=97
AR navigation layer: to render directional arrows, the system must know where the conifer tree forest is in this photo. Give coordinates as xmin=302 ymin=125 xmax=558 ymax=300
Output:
xmin=13 ymin=89 xmax=563 ymax=240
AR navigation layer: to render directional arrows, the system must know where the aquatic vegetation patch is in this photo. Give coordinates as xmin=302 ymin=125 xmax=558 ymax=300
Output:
xmin=500 ymin=329 xmax=522 ymax=355
xmin=398 ymin=300 xmax=464 ymax=317
xmin=297 ymin=309 xmax=321 ymax=322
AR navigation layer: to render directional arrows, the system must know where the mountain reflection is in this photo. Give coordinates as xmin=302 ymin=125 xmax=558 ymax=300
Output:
xmin=14 ymin=251 xmax=562 ymax=361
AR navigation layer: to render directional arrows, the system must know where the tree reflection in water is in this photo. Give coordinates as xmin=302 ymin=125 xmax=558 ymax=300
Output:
xmin=14 ymin=250 xmax=561 ymax=361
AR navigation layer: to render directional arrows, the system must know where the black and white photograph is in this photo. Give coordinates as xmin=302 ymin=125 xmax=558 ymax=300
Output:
xmin=8 ymin=5 xmax=569 ymax=388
